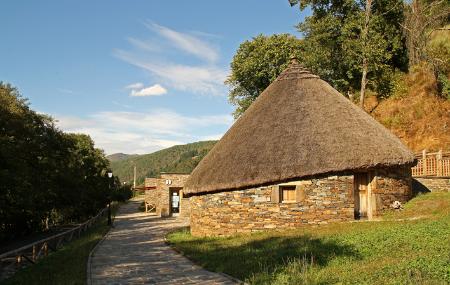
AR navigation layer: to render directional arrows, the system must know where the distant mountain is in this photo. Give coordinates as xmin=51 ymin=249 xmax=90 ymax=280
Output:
xmin=106 ymin=153 xmax=139 ymax=162
xmin=110 ymin=141 xmax=217 ymax=185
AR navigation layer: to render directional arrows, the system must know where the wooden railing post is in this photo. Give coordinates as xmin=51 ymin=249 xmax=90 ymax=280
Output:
xmin=32 ymin=245 xmax=36 ymax=262
xmin=437 ymin=149 xmax=442 ymax=176
xmin=422 ymin=149 xmax=427 ymax=176
xmin=43 ymin=242 xmax=48 ymax=257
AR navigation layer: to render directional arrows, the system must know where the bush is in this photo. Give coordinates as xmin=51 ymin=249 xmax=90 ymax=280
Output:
xmin=437 ymin=72 xmax=450 ymax=100
xmin=111 ymin=184 xmax=133 ymax=202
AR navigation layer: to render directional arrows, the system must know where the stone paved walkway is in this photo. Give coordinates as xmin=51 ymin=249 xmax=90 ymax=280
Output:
xmin=88 ymin=198 xmax=238 ymax=285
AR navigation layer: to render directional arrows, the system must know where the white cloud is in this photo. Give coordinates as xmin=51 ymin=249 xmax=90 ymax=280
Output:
xmin=55 ymin=110 xmax=232 ymax=154
xmin=130 ymin=84 xmax=167 ymax=97
xmin=125 ymin=82 xmax=144 ymax=90
xmin=115 ymin=50 xmax=227 ymax=95
xmin=146 ymin=22 xmax=219 ymax=63
xmin=114 ymin=22 xmax=228 ymax=96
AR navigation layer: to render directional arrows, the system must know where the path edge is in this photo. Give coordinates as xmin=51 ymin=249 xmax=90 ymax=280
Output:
xmin=86 ymin=221 xmax=115 ymax=285
xmin=163 ymin=230 xmax=247 ymax=285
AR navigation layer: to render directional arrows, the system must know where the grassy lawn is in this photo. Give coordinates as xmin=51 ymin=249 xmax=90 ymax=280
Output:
xmin=1 ymin=203 xmax=120 ymax=285
xmin=167 ymin=192 xmax=450 ymax=284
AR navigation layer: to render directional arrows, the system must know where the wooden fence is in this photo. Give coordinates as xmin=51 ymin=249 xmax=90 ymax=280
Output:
xmin=0 ymin=207 xmax=108 ymax=281
xmin=411 ymin=150 xmax=450 ymax=177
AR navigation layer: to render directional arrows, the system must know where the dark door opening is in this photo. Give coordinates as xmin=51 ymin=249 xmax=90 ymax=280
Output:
xmin=169 ymin=187 xmax=182 ymax=216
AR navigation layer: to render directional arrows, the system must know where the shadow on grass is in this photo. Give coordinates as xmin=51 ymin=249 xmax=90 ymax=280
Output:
xmin=170 ymin=230 xmax=361 ymax=282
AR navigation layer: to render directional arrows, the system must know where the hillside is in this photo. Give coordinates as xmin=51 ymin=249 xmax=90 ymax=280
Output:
xmin=110 ymin=141 xmax=217 ymax=185
xmin=106 ymin=153 xmax=138 ymax=162
xmin=369 ymin=65 xmax=450 ymax=152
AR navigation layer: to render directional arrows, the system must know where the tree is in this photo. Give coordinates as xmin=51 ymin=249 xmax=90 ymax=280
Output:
xmin=0 ymin=82 xmax=118 ymax=242
xmin=291 ymin=0 xmax=408 ymax=107
xmin=225 ymin=34 xmax=303 ymax=118
xmin=402 ymin=0 xmax=449 ymax=67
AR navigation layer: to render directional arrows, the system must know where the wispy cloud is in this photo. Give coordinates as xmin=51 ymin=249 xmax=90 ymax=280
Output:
xmin=129 ymin=84 xmax=167 ymax=97
xmin=127 ymin=37 xmax=160 ymax=52
xmin=146 ymin=22 xmax=219 ymax=63
xmin=125 ymin=82 xmax=144 ymax=90
xmin=114 ymin=22 xmax=228 ymax=96
xmin=115 ymin=50 xmax=227 ymax=95
xmin=55 ymin=110 xmax=232 ymax=154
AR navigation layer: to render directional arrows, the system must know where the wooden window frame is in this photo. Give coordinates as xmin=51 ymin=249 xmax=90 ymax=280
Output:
xmin=280 ymin=185 xmax=297 ymax=203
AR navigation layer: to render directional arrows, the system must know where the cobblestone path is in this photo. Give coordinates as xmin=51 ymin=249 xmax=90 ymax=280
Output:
xmin=88 ymin=198 xmax=238 ymax=285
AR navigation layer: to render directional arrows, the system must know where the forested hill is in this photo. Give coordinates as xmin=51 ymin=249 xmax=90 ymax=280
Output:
xmin=110 ymin=141 xmax=217 ymax=185
xmin=106 ymin=153 xmax=138 ymax=162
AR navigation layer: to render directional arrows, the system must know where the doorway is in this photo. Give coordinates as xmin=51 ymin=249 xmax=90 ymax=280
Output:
xmin=354 ymin=172 xmax=373 ymax=220
xmin=169 ymin=187 xmax=182 ymax=216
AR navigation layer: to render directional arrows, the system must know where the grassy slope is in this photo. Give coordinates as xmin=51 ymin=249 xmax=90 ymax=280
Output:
xmin=110 ymin=140 xmax=217 ymax=185
xmin=167 ymin=192 xmax=450 ymax=284
xmin=369 ymin=27 xmax=450 ymax=153
xmin=1 ymin=204 xmax=119 ymax=285
xmin=370 ymin=66 xmax=450 ymax=152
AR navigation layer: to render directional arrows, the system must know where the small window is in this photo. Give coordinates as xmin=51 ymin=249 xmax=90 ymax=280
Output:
xmin=281 ymin=186 xmax=296 ymax=203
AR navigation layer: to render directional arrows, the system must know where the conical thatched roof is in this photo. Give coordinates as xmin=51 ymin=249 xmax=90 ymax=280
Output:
xmin=184 ymin=61 xmax=415 ymax=195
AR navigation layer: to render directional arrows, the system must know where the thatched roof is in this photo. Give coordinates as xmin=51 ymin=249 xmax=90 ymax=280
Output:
xmin=184 ymin=61 xmax=415 ymax=195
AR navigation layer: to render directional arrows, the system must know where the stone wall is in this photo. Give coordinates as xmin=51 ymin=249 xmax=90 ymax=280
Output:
xmin=371 ymin=166 xmax=412 ymax=215
xmin=190 ymin=167 xmax=412 ymax=237
xmin=190 ymin=175 xmax=355 ymax=237
xmin=180 ymin=197 xmax=191 ymax=217
xmin=413 ymin=177 xmax=450 ymax=193
xmin=156 ymin=173 xmax=190 ymax=217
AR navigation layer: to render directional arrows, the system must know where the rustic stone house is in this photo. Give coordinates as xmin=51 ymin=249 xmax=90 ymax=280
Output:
xmin=183 ymin=60 xmax=416 ymax=237
xmin=144 ymin=173 xmax=190 ymax=217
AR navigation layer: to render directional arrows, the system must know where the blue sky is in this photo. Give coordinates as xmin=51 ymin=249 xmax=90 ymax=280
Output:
xmin=1 ymin=1 xmax=309 ymax=154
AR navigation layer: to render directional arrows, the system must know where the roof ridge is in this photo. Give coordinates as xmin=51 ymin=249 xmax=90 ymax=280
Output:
xmin=276 ymin=60 xmax=319 ymax=81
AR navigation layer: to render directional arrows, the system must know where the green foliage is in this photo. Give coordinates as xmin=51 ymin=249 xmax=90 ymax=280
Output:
xmin=168 ymin=192 xmax=450 ymax=285
xmin=110 ymin=141 xmax=217 ymax=185
xmin=111 ymin=184 xmax=133 ymax=202
xmin=225 ymin=34 xmax=303 ymax=118
xmin=296 ymin=0 xmax=407 ymax=96
xmin=437 ymin=72 xmax=450 ymax=99
xmin=384 ymin=71 xmax=409 ymax=99
xmin=0 ymin=83 xmax=122 ymax=243
xmin=429 ymin=26 xmax=450 ymax=99
xmin=226 ymin=1 xmax=409 ymax=116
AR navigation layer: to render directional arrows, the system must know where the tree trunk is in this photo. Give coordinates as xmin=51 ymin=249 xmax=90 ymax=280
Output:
xmin=359 ymin=0 xmax=372 ymax=110
xmin=360 ymin=58 xmax=368 ymax=109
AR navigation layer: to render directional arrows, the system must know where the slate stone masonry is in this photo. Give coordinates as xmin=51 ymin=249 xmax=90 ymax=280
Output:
xmin=190 ymin=167 xmax=412 ymax=237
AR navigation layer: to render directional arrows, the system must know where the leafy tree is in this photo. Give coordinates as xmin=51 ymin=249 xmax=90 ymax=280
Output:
xmin=402 ymin=0 xmax=449 ymax=68
xmin=0 ymin=83 xmax=119 ymax=242
xmin=225 ymin=34 xmax=303 ymax=118
xmin=291 ymin=0 xmax=408 ymax=106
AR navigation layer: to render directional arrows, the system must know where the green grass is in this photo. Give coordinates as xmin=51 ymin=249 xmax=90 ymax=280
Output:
xmin=1 ymin=204 xmax=120 ymax=285
xmin=167 ymin=192 xmax=450 ymax=284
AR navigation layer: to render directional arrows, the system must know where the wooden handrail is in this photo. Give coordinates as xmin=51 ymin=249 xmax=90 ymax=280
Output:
xmin=0 ymin=206 xmax=109 ymax=280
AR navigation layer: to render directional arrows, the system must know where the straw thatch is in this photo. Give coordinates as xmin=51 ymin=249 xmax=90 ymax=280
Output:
xmin=184 ymin=61 xmax=415 ymax=195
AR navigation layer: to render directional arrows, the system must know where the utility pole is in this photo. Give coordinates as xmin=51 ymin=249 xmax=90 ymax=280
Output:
xmin=133 ymin=165 xmax=136 ymax=190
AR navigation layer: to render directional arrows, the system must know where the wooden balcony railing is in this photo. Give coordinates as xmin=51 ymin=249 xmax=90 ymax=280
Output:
xmin=411 ymin=150 xmax=450 ymax=177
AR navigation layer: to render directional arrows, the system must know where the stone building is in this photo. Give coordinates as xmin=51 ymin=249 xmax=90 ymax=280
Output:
xmin=144 ymin=173 xmax=190 ymax=217
xmin=183 ymin=60 xmax=416 ymax=237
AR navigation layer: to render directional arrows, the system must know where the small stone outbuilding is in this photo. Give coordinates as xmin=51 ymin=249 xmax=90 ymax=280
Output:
xmin=183 ymin=60 xmax=416 ymax=237
xmin=144 ymin=173 xmax=190 ymax=217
